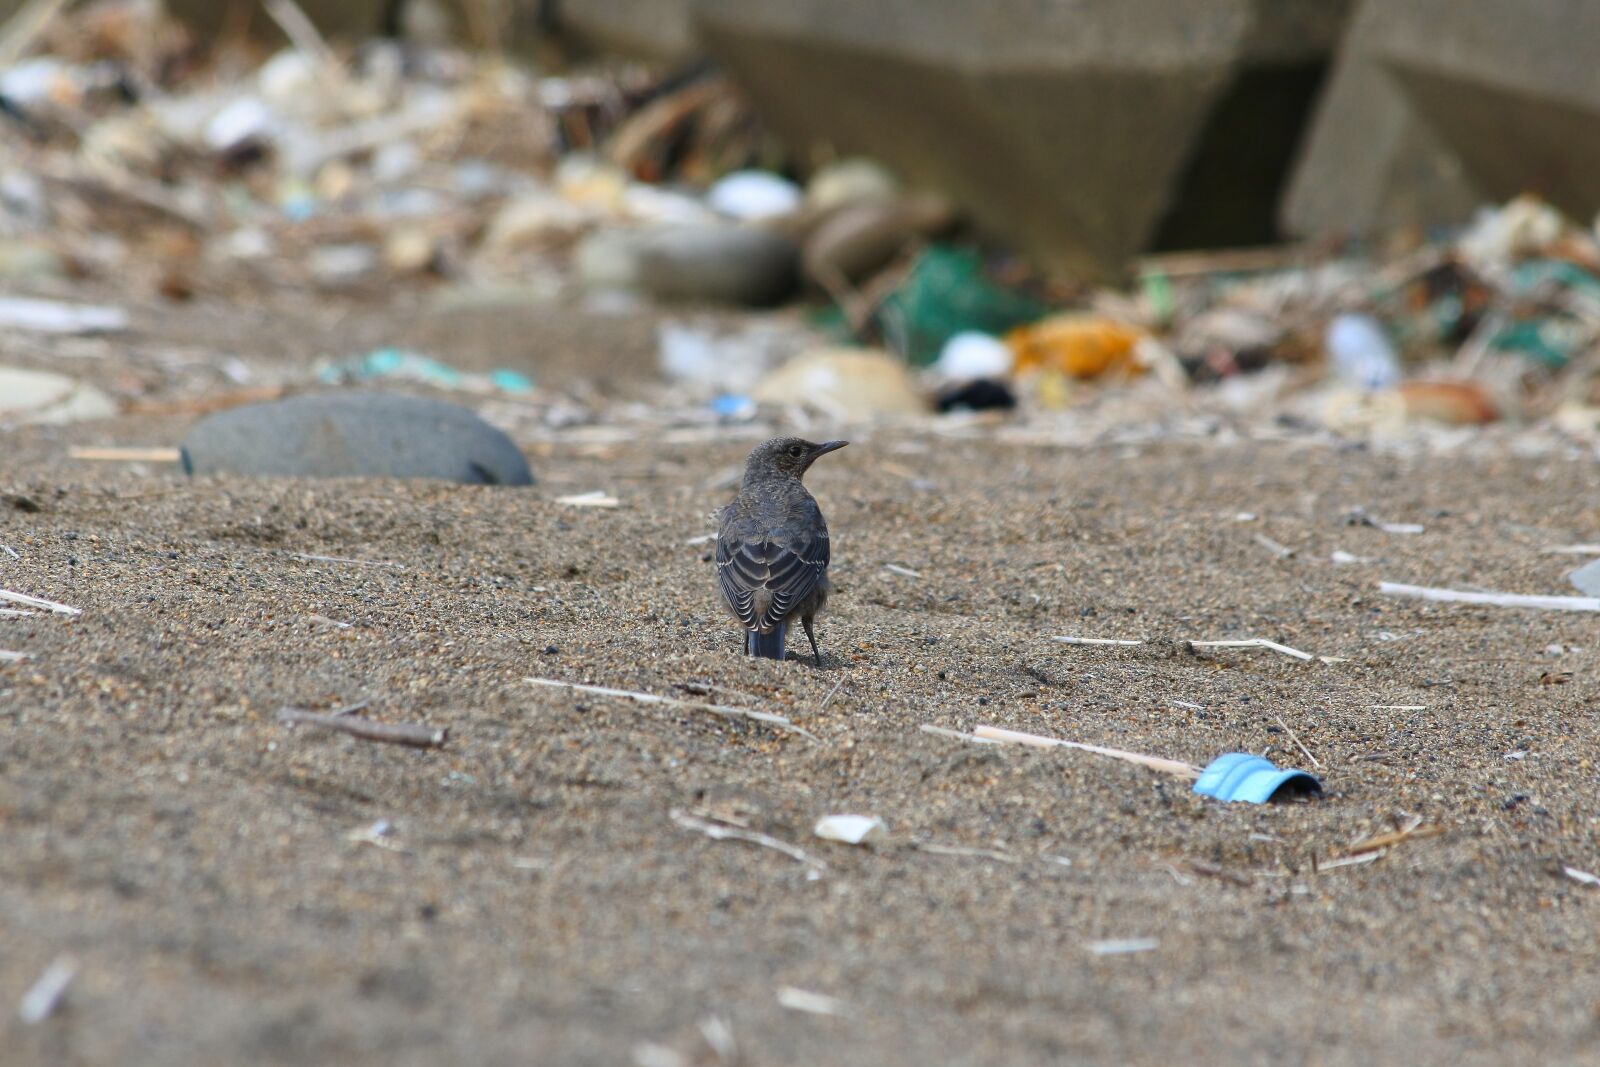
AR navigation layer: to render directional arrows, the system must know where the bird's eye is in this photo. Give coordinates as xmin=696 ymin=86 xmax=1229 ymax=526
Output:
xmin=788 ymin=445 xmax=805 ymax=457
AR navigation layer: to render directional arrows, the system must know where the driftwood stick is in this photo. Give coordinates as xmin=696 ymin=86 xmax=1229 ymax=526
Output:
xmin=276 ymin=707 xmax=446 ymax=748
xmin=973 ymin=724 xmax=1201 ymax=779
xmin=670 ymin=809 xmax=825 ymax=874
xmin=1189 ymin=638 xmax=1314 ymax=661
xmin=526 ymin=677 xmax=817 ymax=741
xmin=1273 ymin=714 xmax=1322 ymax=769
xmin=68 ymin=446 xmax=183 ymax=463
xmin=0 ymin=589 xmax=80 ymax=615
xmin=1379 ymin=581 xmax=1600 ymax=612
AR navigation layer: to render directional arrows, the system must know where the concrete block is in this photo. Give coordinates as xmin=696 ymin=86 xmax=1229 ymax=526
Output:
xmin=694 ymin=0 xmax=1352 ymax=278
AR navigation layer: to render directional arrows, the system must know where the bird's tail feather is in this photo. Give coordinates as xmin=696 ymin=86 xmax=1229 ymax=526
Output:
xmin=746 ymin=625 xmax=786 ymax=660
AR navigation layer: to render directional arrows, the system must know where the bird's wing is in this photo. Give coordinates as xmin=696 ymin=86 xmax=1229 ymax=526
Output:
xmin=717 ymin=525 xmax=829 ymax=632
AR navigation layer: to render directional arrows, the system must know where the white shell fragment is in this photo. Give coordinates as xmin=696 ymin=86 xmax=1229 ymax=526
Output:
xmin=776 ymin=986 xmax=849 ymax=1016
xmin=1087 ymin=938 xmax=1159 ymax=957
xmin=812 ymin=814 xmax=887 ymax=845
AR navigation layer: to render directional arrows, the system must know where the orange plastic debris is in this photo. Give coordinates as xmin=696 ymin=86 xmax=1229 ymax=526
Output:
xmin=1397 ymin=380 xmax=1499 ymax=425
xmin=1006 ymin=314 xmax=1147 ymax=379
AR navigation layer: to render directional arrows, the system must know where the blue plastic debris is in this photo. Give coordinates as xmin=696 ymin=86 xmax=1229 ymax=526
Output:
xmin=1193 ymin=753 xmax=1320 ymax=804
xmin=710 ymin=393 xmax=756 ymax=420
xmin=319 ymin=348 xmax=534 ymax=396
xmin=489 ymin=368 xmax=536 ymax=393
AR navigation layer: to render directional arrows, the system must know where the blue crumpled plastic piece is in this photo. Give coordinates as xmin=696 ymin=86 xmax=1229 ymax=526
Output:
xmin=1193 ymin=752 xmax=1321 ymax=804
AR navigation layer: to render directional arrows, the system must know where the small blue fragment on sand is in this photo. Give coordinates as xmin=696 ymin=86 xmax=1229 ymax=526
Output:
xmin=711 ymin=393 xmax=756 ymax=419
xmin=489 ymin=369 xmax=535 ymax=393
xmin=1193 ymin=753 xmax=1320 ymax=804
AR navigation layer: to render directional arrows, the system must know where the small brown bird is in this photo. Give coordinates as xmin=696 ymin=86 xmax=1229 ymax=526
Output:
xmin=716 ymin=437 xmax=847 ymax=664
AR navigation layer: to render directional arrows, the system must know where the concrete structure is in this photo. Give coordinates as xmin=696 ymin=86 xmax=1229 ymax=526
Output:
xmin=554 ymin=0 xmax=697 ymax=62
xmin=694 ymin=0 xmax=1352 ymax=278
xmin=1286 ymin=0 xmax=1600 ymax=239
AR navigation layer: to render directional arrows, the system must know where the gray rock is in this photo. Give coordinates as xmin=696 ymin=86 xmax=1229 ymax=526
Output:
xmin=578 ymin=224 xmax=800 ymax=306
xmin=694 ymin=0 xmax=1352 ymax=279
xmin=181 ymin=393 xmax=534 ymax=486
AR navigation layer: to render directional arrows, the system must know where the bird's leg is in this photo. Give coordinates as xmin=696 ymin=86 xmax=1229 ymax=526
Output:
xmin=801 ymin=614 xmax=822 ymax=667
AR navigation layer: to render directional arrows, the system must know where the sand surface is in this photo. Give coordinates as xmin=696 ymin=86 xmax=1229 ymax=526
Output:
xmin=4 ymin=297 xmax=1600 ymax=1066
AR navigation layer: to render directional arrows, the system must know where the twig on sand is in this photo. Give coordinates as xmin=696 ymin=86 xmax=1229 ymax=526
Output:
xmin=972 ymin=724 xmax=1201 ymax=779
xmin=276 ymin=707 xmax=446 ymax=748
xmin=1378 ymin=581 xmax=1600 ymax=612
xmin=1345 ymin=815 xmax=1443 ymax=855
xmin=1312 ymin=816 xmax=1443 ymax=873
xmin=526 ymin=677 xmax=817 ymax=741
xmin=0 ymin=649 xmax=28 ymax=663
xmin=919 ymin=724 xmax=1001 ymax=744
xmin=915 ymin=842 xmax=1019 ymax=863
xmin=289 ymin=552 xmax=403 ymax=569
xmin=1188 ymin=638 xmax=1316 ymax=662
xmin=819 ymin=677 xmax=846 ymax=711
xmin=1054 ymin=634 xmax=1334 ymax=662
xmin=883 ymin=563 xmax=923 ymax=578
xmin=1252 ymin=533 xmax=1295 ymax=559
xmin=1541 ymin=544 xmax=1600 ymax=556
xmin=1273 ymin=714 xmax=1322 ymax=769
xmin=1 ymin=543 xmax=19 ymax=560
xmin=17 ymin=954 xmax=76 ymax=1024
xmin=1563 ymin=866 xmax=1600 ymax=889
xmin=1312 ymin=850 xmax=1384 ymax=873
xmin=670 ymin=809 xmax=825 ymax=877
xmin=67 ymin=446 xmax=182 ymax=463
xmin=1185 ymin=859 xmax=1254 ymax=887
xmin=555 ymin=491 xmax=622 ymax=508
xmin=0 ymin=589 xmax=80 ymax=615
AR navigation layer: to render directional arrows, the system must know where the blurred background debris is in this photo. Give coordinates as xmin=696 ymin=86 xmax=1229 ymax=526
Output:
xmin=3 ymin=0 xmax=1600 ymax=448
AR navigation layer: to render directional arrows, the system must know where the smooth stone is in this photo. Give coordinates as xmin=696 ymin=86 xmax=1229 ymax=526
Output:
xmin=805 ymin=157 xmax=899 ymax=212
xmin=579 ymin=223 xmax=800 ymax=306
xmin=752 ymin=347 xmax=927 ymax=417
xmin=181 ymin=393 xmax=534 ymax=485
xmin=0 ymin=366 xmax=118 ymax=425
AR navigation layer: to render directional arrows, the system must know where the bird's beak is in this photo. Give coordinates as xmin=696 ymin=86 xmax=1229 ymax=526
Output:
xmin=812 ymin=440 xmax=848 ymax=457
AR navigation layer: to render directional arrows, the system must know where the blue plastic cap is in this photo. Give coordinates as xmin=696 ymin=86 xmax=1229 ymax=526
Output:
xmin=1193 ymin=752 xmax=1321 ymax=804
